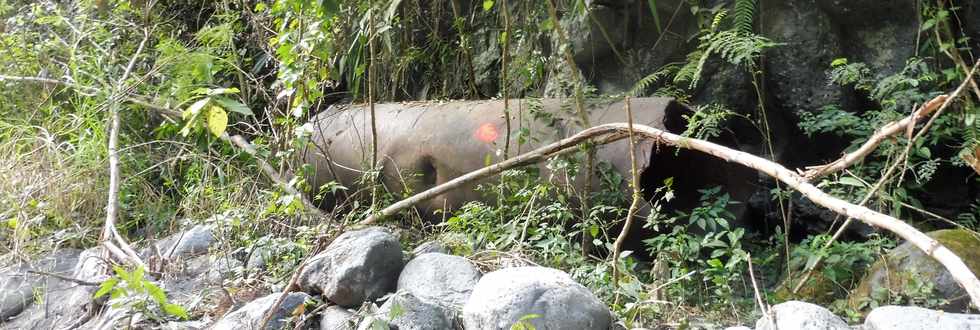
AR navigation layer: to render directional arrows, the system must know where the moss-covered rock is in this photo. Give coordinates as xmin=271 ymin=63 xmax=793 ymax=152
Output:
xmin=847 ymin=229 xmax=980 ymax=314
xmin=773 ymin=269 xmax=842 ymax=305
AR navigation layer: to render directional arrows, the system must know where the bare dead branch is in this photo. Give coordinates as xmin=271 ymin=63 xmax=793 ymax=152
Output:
xmin=357 ymin=122 xmax=980 ymax=306
xmin=801 ymin=59 xmax=980 ymax=181
xmin=791 ymin=59 xmax=980 ymax=293
xmin=101 ymin=30 xmax=151 ymax=270
xmin=358 ymin=128 xmax=629 ymax=225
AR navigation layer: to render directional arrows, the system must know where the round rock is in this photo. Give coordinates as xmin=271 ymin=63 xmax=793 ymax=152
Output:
xmin=462 ymin=266 xmax=611 ymax=330
xmin=298 ymin=227 xmax=404 ymax=307
xmin=848 ymin=229 xmax=980 ymax=312
xmin=755 ymin=301 xmax=849 ymax=330
xmin=320 ymin=305 xmax=356 ymax=330
xmin=153 ymin=225 xmax=215 ymax=259
xmin=212 ymin=292 xmax=310 ymax=330
xmin=358 ymin=293 xmax=456 ymax=330
xmin=864 ymin=305 xmax=980 ymax=330
xmin=397 ymin=253 xmax=481 ymax=308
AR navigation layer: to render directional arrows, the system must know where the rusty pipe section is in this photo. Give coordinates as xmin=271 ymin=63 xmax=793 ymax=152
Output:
xmin=302 ymin=97 xmax=746 ymax=223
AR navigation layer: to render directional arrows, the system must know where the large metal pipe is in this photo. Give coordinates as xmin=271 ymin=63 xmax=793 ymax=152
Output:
xmin=303 ymin=98 xmax=753 ymax=229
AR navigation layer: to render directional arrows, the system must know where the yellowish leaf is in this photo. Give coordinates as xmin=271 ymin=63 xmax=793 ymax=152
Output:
xmin=207 ymin=106 xmax=228 ymax=137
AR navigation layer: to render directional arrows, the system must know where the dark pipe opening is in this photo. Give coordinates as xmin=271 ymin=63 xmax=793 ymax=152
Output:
xmin=621 ymin=101 xmax=756 ymax=257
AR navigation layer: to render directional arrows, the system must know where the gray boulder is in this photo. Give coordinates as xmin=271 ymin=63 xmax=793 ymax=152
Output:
xmin=358 ymin=293 xmax=457 ymax=330
xmin=320 ymin=305 xmax=357 ymax=330
xmin=0 ymin=275 xmax=32 ymax=320
xmin=154 ymin=224 xmax=215 ymax=259
xmin=864 ymin=305 xmax=980 ymax=330
xmin=397 ymin=253 xmax=481 ymax=309
xmin=212 ymin=292 xmax=310 ymax=330
xmin=755 ymin=301 xmax=849 ymax=330
xmin=1 ymin=248 xmax=97 ymax=329
xmin=298 ymin=227 xmax=404 ymax=307
xmin=848 ymin=229 xmax=980 ymax=312
xmin=462 ymin=266 xmax=611 ymax=330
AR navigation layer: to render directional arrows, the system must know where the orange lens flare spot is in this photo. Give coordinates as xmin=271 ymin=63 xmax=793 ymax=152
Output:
xmin=475 ymin=123 xmax=499 ymax=143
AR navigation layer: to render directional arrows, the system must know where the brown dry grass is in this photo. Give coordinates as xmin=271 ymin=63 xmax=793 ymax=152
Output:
xmin=0 ymin=127 xmax=107 ymax=256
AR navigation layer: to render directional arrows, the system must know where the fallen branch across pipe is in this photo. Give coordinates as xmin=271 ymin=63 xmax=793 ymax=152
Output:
xmin=358 ymin=122 xmax=980 ymax=307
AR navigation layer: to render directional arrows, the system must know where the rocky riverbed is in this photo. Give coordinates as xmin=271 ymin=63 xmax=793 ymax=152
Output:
xmin=3 ymin=225 xmax=978 ymax=329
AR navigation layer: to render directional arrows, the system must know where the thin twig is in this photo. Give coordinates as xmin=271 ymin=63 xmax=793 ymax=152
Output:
xmin=255 ymin=231 xmax=340 ymax=330
xmin=26 ymin=270 xmax=101 ymax=286
xmin=801 ymin=94 xmax=948 ymax=180
xmin=255 ymin=261 xmax=310 ymax=330
xmin=747 ymin=254 xmax=769 ymax=321
xmin=612 ymin=97 xmax=642 ymax=305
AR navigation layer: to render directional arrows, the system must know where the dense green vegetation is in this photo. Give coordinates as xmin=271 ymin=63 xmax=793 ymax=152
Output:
xmin=1 ymin=0 xmax=979 ymax=328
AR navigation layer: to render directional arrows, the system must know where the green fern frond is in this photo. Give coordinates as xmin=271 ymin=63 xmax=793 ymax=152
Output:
xmin=674 ymin=50 xmax=704 ymax=86
xmin=712 ymin=30 xmax=774 ymax=66
xmin=710 ymin=10 xmax=728 ymax=32
xmin=628 ymin=63 xmax=680 ymax=96
xmin=687 ymin=30 xmax=776 ymax=88
xmin=683 ymin=103 xmax=736 ymax=139
xmin=653 ymin=85 xmax=692 ymax=103
xmin=733 ymin=0 xmax=757 ymax=34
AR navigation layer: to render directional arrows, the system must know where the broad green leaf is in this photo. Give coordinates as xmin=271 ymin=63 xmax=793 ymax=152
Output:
xmin=213 ymin=96 xmax=254 ymax=115
xmin=163 ymin=303 xmax=189 ymax=319
xmin=917 ymin=147 xmax=931 ymax=158
xmin=145 ymin=281 xmax=167 ymax=305
xmin=112 ymin=265 xmax=130 ymax=283
xmin=94 ymin=277 xmax=119 ymax=298
xmin=837 ymin=176 xmax=866 ymax=187
xmin=207 ymin=106 xmax=228 ymax=137
xmin=482 ymin=0 xmax=494 ymax=11
xmin=6 ymin=218 xmax=16 ymax=229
